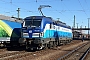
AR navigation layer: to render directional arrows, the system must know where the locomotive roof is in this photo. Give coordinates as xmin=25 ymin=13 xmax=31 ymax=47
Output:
xmin=24 ymin=16 xmax=45 ymax=20
xmin=24 ymin=16 xmax=71 ymax=29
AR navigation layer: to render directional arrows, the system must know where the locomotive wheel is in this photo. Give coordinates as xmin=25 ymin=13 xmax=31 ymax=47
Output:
xmin=48 ymin=42 xmax=54 ymax=49
xmin=43 ymin=43 xmax=48 ymax=49
xmin=53 ymin=41 xmax=57 ymax=47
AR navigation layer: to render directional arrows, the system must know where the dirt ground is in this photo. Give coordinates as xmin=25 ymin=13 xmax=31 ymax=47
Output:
xmin=16 ymin=40 xmax=89 ymax=60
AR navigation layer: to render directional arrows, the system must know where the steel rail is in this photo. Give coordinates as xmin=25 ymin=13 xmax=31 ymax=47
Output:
xmin=58 ymin=42 xmax=89 ymax=60
xmin=79 ymin=47 xmax=90 ymax=60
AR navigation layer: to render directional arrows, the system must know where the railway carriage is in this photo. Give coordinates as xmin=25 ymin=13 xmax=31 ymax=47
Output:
xmin=20 ymin=16 xmax=72 ymax=50
xmin=0 ymin=20 xmax=21 ymax=47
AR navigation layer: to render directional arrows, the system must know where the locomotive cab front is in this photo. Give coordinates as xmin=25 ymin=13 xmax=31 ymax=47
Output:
xmin=21 ymin=16 xmax=44 ymax=50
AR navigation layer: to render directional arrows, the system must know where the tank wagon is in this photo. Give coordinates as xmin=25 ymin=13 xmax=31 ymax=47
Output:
xmin=19 ymin=16 xmax=72 ymax=50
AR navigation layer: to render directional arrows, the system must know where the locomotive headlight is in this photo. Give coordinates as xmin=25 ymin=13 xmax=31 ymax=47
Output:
xmin=23 ymin=33 xmax=29 ymax=36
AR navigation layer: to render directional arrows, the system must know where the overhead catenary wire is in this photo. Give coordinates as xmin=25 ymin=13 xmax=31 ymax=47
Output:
xmin=0 ymin=6 xmax=17 ymax=16
xmin=7 ymin=0 xmax=58 ymax=3
xmin=0 ymin=0 xmax=38 ymax=16
xmin=10 ymin=0 xmax=12 ymax=4
xmin=84 ymin=0 xmax=90 ymax=11
xmin=0 ymin=0 xmax=32 ymax=12
xmin=0 ymin=0 xmax=89 ymax=24
xmin=78 ymin=0 xmax=88 ymax=17
xmin=38 ymin=0 xmax=72 ymax=20
xmin=61 ymin=0 xmax=74 ymax=16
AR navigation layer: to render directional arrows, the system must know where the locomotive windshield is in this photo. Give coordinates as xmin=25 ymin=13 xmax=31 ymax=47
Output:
xmin=25 ymin=19 xmax=41 ymax=27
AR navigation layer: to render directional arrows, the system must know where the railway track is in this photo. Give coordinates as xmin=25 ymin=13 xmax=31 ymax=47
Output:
xmin=0 ymin=40 xmax=89 ymax=60
xmin=84 ymin=47 xmax=90 ymax=60
xmin=0 ymin=48 xmax=7 ymax=52
xmin=0 ymin=51 xmax=25 ymax=60
xmin=58 ymin=42 xmax=90 ymax=60
xmin=0 ymin=48 xmax=46 ymax=60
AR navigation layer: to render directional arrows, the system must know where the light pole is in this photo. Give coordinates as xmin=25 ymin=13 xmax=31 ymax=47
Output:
xmin=17 ymin=8 xmax=20 ymax=19
xmin=76 ymin=23 xmax=78 ymax=28
xmin=88 ymin=18 xmax=90 ymax=39
xmin=73 ymin=15 xmax=75 ymax=28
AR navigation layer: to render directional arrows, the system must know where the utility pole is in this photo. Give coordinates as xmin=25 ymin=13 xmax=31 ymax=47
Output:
xmin=76 ymin=23 xmax=78 ymax=28
xmin=73 ymin=15 xmax=75 ymax=28
xmin=80 ymin=25 xmax=82 ymax=35
xmin=88 ymin=18 xmax=90 ymax=39
xmin=17 ymin=8 xmax=20 ymax=19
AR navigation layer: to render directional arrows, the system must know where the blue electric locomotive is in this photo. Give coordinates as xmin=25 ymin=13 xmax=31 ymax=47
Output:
xmin=21 ymin=16 xmax=72 ymax=50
